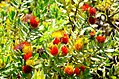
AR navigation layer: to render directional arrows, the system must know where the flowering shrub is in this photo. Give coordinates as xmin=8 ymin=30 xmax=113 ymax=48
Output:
xmin=0 ymin=0 xmax=119 ymax=79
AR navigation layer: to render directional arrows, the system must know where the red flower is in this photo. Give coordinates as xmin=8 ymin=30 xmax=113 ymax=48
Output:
xmin=61 ymin=33 xmax=69 ymax=44
xmin=30 ymin=16 xmax=39 ymax=28
xmin=89 ymin=7 xmax=96 ymax=16
xmin=90 ymin=30 xmax=96 ymax=37
xmin=96 ymin=35 xmax=106 ymax=43
xmin=24 ymin=52 xmax=32 ymax=61
xmin=53 ymin=37 xmax=60 ymax=45
xmin=61 ymin=45 xmax=68 ymax=56
xmin=50 ymin=45 xmax=58 ymax=56
xmin=14 ymin=41 xmax=30 ymax=51
xmin=81 ymin=4 xmax=91 ymax=11
xmin=74 ymin=68 xmax=80 ymax=76
xmin=88 ymin=17 xmax=96 ymax=24
xmin=22 ymin=65 xmax=32 ymax=74
xmin=64 ymin=66 xmax=74 ymax=76
xmin=80 ymin=66 xmax=86 ymax=72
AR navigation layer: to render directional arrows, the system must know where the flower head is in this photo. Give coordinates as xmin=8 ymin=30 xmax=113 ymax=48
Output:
xmin=74 ymin=38 xmax=83 ymax=51
xmin=81 ymin=4 xmax=91 ymax=11
xmin=22 ymin=65 xmax=32 ymax=74
xmin=64 ymin=66 xmax=74 ymax=75
xmin=74 ymin=67 xmax=80 ymax=76
xmin=22 ymin=43 xmax=32 ymax=54
xmin=90 ymin=30 xmax=96 ymax=37
xmin=61 ymin=45 xmax=68 ymax=56
xmin=89 ymin=7 xmax=96 ymax=16
xmin=80 ymin=66 xmax=86 ymax=72
xmin=30 ymin=16 xmax=39 ymax=28
xmin=61 ymin=33 xmax=69 ymax=44
xmin=53 ymin=37 xmax=60 ymax=45
xmin=96 ymin=35 xmax=106 ymax=43
xmin=88 ymin=17 xmax=96 ymax=24
xmin=50 ymin=45 xmax=58 ymax=56
xmin=24 ymin=52 xmax=32 ymax=61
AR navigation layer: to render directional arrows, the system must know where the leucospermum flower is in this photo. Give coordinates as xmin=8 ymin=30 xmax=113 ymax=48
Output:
xmin=61 ymin=45 xmax=68 ymax=56
xmin=53 ymin=37 xmax=60 ymax=45
xmin=74 ymin=38 xmax=83 ymax=51
xmin=81 ymin=4 xmax=91 ymax=11
xmin=61 ymin=33 xmax=69 ymax=44
xmin=89 ymin=7 xmax=96 ymax=16
xmin=64 ymin=66 xmax=74 ymax=76
xmin=24 ymin=52 xmax=32 ymax=61
xmin=74 ymin=67 xmax=80 ymax=76
xmin=22 ymin=65 xmax=32 ymax=74
xmin=96 ymin=35 xmax=106 ymax=43
xmin=30 ymin=16 xmax=39 ymax=28
xmin=90 ymin=30 xmax=96 ymax=37
xmin=50 ymin=45 xmax=58 ymax=56
xmin=88 ymin=17 xmax=96 ymax=24
xmin=80 ymin=66 xmax=86 ymax=72
xmin=22 ymin=42 xmax=32 ymax=54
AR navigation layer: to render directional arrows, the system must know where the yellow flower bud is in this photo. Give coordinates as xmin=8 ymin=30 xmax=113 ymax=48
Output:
xmin=26 ymin=59 xmax=34 ymax=66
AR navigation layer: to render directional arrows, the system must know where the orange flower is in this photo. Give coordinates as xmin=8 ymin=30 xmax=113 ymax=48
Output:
xmin=61 ymin=45 xmax=68 ymax=56
xmin=90 ymin=30 xmax=96 ymax=37
xmin=22 ymin=43 xmax=32 ymax=54
xmin=74 ymin=38 xmax=83 ymax=51
xmin=50 ymin=45 xmax=58 ymax=56
xmin=64 ymin=66 xmax=74 ymax=75
xmin=61 ymin=33 xmax=69 ymax=44
xmin=96 ymin=35 xmax=106 ymax=43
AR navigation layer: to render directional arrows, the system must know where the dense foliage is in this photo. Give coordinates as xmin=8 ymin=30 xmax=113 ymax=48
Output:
xmin=0 ymin=0 xmax=119 ymax=79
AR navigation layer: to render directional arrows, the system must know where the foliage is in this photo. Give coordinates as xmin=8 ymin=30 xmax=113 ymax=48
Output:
xmin=0 ymin=0 xmax=119 ymax=79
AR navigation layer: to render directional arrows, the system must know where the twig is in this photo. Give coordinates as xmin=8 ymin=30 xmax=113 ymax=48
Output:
xmin=74 ymin=1 xmax=81 ymax=21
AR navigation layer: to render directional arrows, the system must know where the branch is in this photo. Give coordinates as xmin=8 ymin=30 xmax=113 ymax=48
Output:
xmin=74 ymin=1 xmax=80 ymax=21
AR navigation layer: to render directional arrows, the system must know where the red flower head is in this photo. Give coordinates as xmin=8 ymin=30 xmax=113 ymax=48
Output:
xmin=74 ymin=67 xmax=80 ymax=76
xmin=90 ymin=30 xmax=96 ymax=37
xmin=30 ymin=16 xmax=39 ymax=28
xmin=53 ymin=37 xmax=60 ymax=45
xmin=24 ymin=52 xmax=32 ymax=61
xmin=64 ymin=66 xmax=74 ymax=76
xmin=22 ymin=65 xmax=32 ymax=74
xmin=80 ymin=66 xmax=86 ymax=72
xmin=81 ymin=4 xmax=91 ymax=11
xmin=61 ymin=33 xmax=69 ymax=44
xmin=89 ymin=7 xmax=96 ymax=16
xmin=50 ymin=45 xmax=58 ymax=56
xmin=88 ymin=17 xmax=96 ymax=24
xmin=96 ymin=35 xmax=106 ymax=43
xmin=61 ymin=45 xmax=68 ymax=56
xmin=14 ymin=41 xmax=30 ymax=51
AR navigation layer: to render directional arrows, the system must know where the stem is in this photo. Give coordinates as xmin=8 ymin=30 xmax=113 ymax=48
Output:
xmin=74 ymin=1 xmax=80 ymax=21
